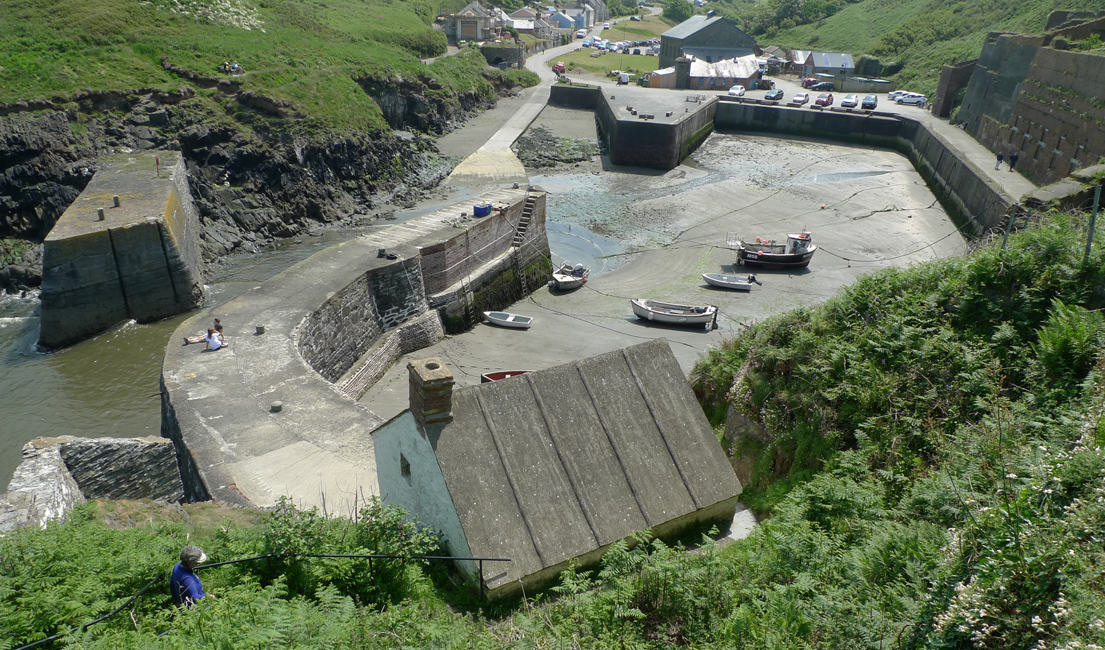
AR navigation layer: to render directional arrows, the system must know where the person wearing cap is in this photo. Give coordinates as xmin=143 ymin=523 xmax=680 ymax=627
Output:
xmin=170 ymin=546 xmax=208 ymax=607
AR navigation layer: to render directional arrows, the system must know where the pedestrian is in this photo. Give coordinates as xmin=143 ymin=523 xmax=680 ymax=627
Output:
xmin=1009 ymin=152 xmax=1019 ymax=172
xmin=995 ymin=152 xmax=1003 ymax=171
xmin=170 ymin=546 xmax=208 ymax=607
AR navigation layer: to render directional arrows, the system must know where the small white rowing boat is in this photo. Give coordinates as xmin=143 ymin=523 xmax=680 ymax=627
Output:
xmin=483 ymin=311 xmax=533 ymax=329
xmin=630 ymin=299 xmax=717 ymax=328
xmin=702 ymin=273 xmax=761 ymax=291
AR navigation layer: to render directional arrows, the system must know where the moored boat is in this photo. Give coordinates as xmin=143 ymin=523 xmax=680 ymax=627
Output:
xmin=730 ymin=231 xmax=817 ymax=268
xmin=630 ymin=299 xmax=717 ymax=328
xmin=483 ymin=311 xmax=533 ymax=329
xmin=480 ymin=370 xmax=530 ymax=383
xmin=548 ymin=262 xmax=589 ymax=291
xmin=702 ymin=273 xmax=761 ymax=291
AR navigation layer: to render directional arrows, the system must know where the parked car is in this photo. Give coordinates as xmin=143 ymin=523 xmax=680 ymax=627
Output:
xmin=801 ymin=77 xmax=818 ymax=88
xmin=815 ymin=93 xmax=833 ymax=106
xmin=633 ymin=48 xmax=641 ymax=55
xmin=861 ymin=95 xmax=878 ymax=109
xmin=811 ymin=82 xmax=835 ymax=91
xmin=630 ymin=15 xmax=641 ymax=21
xmin=604 ymin=22 xmax=610 ymax=29
xmin=841 ymin=94 xmax=859 ymax=108
xmin=888 ymin=90 xmax=910 ymax=101
xmin=728 ymin=85 xmax=746 ymax=96
xmin=765 ymin=89 xmax=784 ymax=101
xmin=582 ymin=39 xmax=592 ymax=47
xmin=576 ymin=29 xmax=587 ymax=38
xmin=896 ymin=92 xmax=926 ymax=105
xmin=552 ymin=61 xmax=566 ymax=74
xmin=793 ymin=92 xmax=810 ymax=104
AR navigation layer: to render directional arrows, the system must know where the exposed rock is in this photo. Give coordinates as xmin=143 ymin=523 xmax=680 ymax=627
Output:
xmin=59 ymin=436 xmax=184 ymax=502
xmin=512 ymin=125 xmax=598 ymax=169
xmin=0 ymin=435 xmax=186 ymax=532
xmin=0 ymin=438 xmax=85 ymax=533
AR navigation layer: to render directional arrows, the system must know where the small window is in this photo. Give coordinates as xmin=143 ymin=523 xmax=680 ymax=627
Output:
xmin=400 ymin=454 xmax=411 ymax=483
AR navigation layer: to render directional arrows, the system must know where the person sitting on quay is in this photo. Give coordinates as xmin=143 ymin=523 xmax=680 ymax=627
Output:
xmin=205 ymin=328 xmax=224 ymax=351
xmin=170 ymin=545 xmax=209 ymax=607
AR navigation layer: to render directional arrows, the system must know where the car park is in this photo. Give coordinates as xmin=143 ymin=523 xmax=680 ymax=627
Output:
xmin=896 ymin=92 xmax=926 ymax=105
xmin=840 ymin=94 xmax=859 ymax=108
xmin=728 ymin=85 xmax=746 ymax=96
xmin=861 ymin=95 xmax=878 ymax=109
xmin=793 ymin=92 xmax=810 ymax=104
xmin=765 ymin=89 xmax=784 ymax=101
xmin=815 ymin=93 xmax=833 ymax=106
xmin=810 ymin=82 xmax=835 ymax=91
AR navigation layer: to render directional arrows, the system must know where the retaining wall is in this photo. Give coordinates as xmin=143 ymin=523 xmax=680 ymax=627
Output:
xmin=597 ymin=95 xmax=717 ymax=169
xmin=549 ymin=84 xmax=601 ymax=110
xmin=714 ymin=102 xmax=1013 ymax=235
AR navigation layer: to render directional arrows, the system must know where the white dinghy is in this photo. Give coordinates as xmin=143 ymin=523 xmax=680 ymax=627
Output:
xmin=483 ymin=311 xmax=533 ymax=330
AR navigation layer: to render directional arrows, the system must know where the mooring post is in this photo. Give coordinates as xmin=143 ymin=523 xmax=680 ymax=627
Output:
xmin=1085 ymin=185 xmax=1101 ymax=266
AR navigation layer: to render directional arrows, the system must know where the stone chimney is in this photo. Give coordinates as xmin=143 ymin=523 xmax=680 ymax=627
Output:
xmin=408 ymin=357 xmax=454 ymax=430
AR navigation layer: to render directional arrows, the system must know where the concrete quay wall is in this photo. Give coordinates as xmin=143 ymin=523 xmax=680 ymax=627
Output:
xmin=714 ymin=102 xmax=1015 ymax=235
xmin=39 ymin=152 xmax=204 ymax=348
xmin=597 ymin=92 xmax=717 ymax=170
xmin=161 ymin=189 xmax=550 ymax=511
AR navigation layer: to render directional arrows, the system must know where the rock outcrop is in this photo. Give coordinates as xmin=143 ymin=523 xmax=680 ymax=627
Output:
xmin=0 ymin=436 xmax=185 ymax=532
xmin=0 ymin=69 xmax=526 ymax=293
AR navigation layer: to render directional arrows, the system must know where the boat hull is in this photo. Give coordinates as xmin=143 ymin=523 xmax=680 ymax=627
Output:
xmin=737 ymin=247 xmax=816 ymax=269
xmin=483 ymin=311 xmax=533 ymax=329
xmin=549 ymin=273 xmax=586 ymax=291
xmin=630 ymin=299 xmax=716 ymax=327
xmin=702 ymin=273 xmax=756 ymax=291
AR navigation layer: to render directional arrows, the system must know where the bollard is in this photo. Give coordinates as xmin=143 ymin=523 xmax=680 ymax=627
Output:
xmin=256 ymin=325 xmax=266 ymax=335
xmin=378 ymin=248 xmax=386 ymax=258
xmin=112 ymin=195 xmax=121 ymax=208
xmin=97 ymin=208 xmax=105 ymax=221
xmin=270 ymin=401 xmax=283 ymax=413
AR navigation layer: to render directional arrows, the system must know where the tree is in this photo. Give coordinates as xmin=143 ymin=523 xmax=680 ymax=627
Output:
xmin=663 ymin=0 xmax=693 ymax=24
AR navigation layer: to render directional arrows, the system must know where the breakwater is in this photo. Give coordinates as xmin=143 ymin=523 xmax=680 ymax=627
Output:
xmin=160 ymin=188 xmax=550 ymax=512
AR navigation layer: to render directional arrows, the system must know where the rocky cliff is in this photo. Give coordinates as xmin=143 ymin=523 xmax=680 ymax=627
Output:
xmin=0 ymin=72 xmax=518 ymax=293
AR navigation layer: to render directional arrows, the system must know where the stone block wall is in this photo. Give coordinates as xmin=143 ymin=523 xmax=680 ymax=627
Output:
xmin=338 ymin=311 xmax=445 ymax=400
xmin=39 ymin=152 xmax=204 ymax=349
xmin=160 ymin=379 xmax=214 ymax=503
xmin=0 ymin=439 xmax=84 ymax=532
xmin=481 ymin=45 xmax=525 ymax=68
xmin=549 ymin=85 xmax=601 ymax=109
xmin=420 ymin=198 xmax=526 ymax=294
xmin=932 ymin=59 xmax=977 ymax=118
xmin=598 ymin=95 xmax=717 ymax=169
xmin=977 ymin=48 xmax=1105 ymax=186
xmin=957 ymin=33 xmax=1045 ymax=137
xmin=298 ymin=256 xmax=429 ymax=384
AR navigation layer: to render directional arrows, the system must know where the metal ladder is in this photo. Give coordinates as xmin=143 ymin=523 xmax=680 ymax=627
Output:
xmin=512 ymin=194 xmax=537 ymax=248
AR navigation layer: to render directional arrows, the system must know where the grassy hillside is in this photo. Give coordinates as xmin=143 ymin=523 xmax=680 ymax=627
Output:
xmin=4 ymin=207 xmax=1105 ymax=648
xmin=0 ymin=0 xmax=535 ymax=132
xmin=712 ymin=0 xmax=1105 ymax=96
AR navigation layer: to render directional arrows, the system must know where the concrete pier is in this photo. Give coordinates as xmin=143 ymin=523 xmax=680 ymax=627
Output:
xmin=161 ymin=189 xmax=550 ymax=512
xmin=39 ymin=151 xmax=203 ymax=348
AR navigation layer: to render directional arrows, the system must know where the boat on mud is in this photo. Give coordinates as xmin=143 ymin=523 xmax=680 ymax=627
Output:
xmin=630 ymin=299 xmax=717 ymax=328
xmin=548 ymin=262 xmax=589 ymax=291
xmin=483 ymin=311 xmax=533 ymax=329
xmin=702 ymin=273 xmax=761 ymax=291
xmin=730 ymin=231 xmax=817 ymax=269
xmin=480 ymin=370 xmax=530 ymax=383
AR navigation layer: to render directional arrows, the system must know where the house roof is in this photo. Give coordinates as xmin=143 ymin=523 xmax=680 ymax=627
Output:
xmin=790 ymin=49 xmax=811 ymax=64
xmin=662 ymin=15 xmax=721 ymax=40
xmin=457 ymin=1 xmax=492 ymax=17
xmin=807 ymin=51 xmax=855 ymax=69
xmin=510 ymin=7 xmax=536 ymax=18
xmin=512 ymin=19 xmax=535 ymax=30
xmin=433 ymin=339 xmax=741 ymax=591
xmin=683 ymin=47 xmax=757 ymax=65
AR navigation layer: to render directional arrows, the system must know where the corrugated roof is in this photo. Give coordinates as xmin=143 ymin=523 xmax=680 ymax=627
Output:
xmin=791 ymin=49 xmax=810 ymax=64
xmin=688 ymin=53 xmax=760 ymax=79
xmin=662 ymin=15 xmax=721 ymax=40
xmin=809 ymin=51 xmax=855 ymax=69
xmin=683 ymin=47 xmax=757 ymax=66
xmin=433 ymin=339 xmax=742 ymax=591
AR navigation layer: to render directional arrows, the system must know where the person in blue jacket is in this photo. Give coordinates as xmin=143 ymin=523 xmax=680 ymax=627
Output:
xmin=170 ymin=546 xmax=208 ymax=607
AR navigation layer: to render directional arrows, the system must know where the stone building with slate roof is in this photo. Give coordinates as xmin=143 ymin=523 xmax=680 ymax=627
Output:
xmin=659 ymin=14 xmax=757 ymax=68
xmin=373 ymin=339 xmax=743 ymax=598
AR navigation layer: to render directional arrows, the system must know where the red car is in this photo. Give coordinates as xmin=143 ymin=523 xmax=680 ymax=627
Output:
xmin=801 ymin=77 xmax=819 ymax=88
xmin=552 ymin=61 xmax=566 ymax=74
xmin=815 ymin=93 xmax=834 ymax=106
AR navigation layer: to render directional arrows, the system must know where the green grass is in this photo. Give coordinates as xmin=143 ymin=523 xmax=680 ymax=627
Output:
xmin=0 ymin=0 xmax=534 ymax=133
xmin=558 ymin=48 xmax=661 ymax=76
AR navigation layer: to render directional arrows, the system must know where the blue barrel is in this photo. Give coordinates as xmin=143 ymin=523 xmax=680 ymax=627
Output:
xmin=473 ymin=204 xmax=492 ymax=217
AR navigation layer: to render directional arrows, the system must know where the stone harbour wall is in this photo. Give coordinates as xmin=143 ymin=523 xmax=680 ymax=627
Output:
xmin=0 ymin=435 xmax=186 ymax=532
